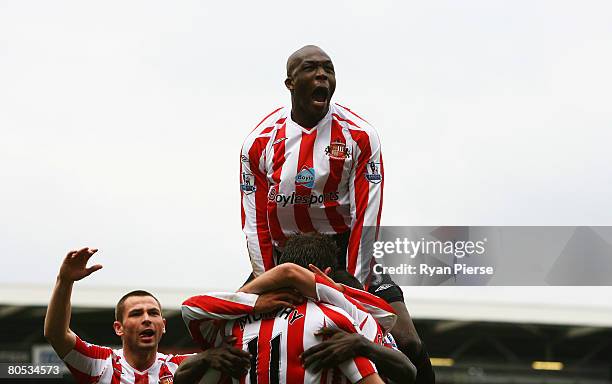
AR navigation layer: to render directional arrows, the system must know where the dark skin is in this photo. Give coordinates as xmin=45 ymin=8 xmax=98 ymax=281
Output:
xmin=173 ymin=337 xmax=251 ymax=383
xmin=285 ymin=45 xmax=336 ymax=128
xmin=285 ymin=47 xmax=434 ymax=383
xmin=301 ymin=328 xmax=416 ymax=384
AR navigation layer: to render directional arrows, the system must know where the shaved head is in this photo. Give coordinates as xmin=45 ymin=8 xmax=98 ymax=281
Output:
xmin=286 ymin=45 xmax=331 ymax=77
xmin=285 ymin=45 xmax=336 ymax=128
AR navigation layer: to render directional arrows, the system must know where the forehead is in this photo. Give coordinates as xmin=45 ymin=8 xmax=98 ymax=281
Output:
xmin=123 ymin=296 xmax=161 ymax=312
xmin=298 ymin=49 xmax=332 ymax=64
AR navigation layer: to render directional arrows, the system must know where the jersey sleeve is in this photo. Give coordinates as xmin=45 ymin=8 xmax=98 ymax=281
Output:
xmin=181 ymin=292 xmax=259 ymax=349
xmin=315 ymin=276 xmax=395 ymax=344
xmin=347 ymin=124 xmax=384 ymax=285
xmin=314 ymin=275 xmax=396 ymax=341
xmin=62 ymin=335 xmax=112 ymax=383
xmin=241 ymin=108 xmax=286 ymax=277
xmin=317 ymin=303 xmax=378 ymax=383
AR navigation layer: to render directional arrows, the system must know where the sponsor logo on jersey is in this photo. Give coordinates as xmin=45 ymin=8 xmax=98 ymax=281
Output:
xmin=325 ymin=141 xmax=351 ymax=160
xmin=374 ymin=283 xmax=393 ymax=292
xmin=268 ymin=189 xmax=339 ymax=207
xmin=159 ymin=375 xmax=173 ymax=384
xmin=272 ymin=137 xmax=287 ymax=146
xmin=295 ymin=166 xmax=315 ymax=188
xmin=364 ymin=162 xmax=382 ymax=184
xmin=241 ymin=154 xmax=249 ymax=163
xmin=240 ymin=172 xmax=257 ymax=195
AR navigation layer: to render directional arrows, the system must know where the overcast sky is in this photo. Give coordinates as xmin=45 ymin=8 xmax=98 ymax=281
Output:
xmin=1 ymin=1 xmax=611 ymax=320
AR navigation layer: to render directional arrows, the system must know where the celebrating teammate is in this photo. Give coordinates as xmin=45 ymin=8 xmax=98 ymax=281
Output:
xmin=239 ymin=45 xmax=434 ymax=382
xmin=180 ymin=234 xmax=416 ymax=383
xmin=44 ymin=248 xmax=248 ymax=383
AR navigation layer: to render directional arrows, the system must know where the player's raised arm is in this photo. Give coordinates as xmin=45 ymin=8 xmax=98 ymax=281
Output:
xmin=44 ymin=248 xmax=102 ymax=358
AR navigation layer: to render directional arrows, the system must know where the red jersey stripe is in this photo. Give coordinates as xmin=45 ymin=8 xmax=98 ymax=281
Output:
xmin=268 ymin=123 xmax=288 ymax=244
xmin=73 ymin=337 xmax=112 ymax=360
xmin=293 ymin=131 xmax=317 ymax=233
xmin=286 ymin=302 xmax=307 ymax=384
xmin=134 ymin=372 xmax=148 ymax=384
xmin=323 ymin=119 xmax=350 ymax=233
xmin=184 ymin=295 xmax=255 ymax=316
xmin=256 ymin=318 xmax=275 ymax=384
xmin=248 ymin=136 xmax=275 ymax=271
xmin=346 ymin=129 xmax=372 ymax=276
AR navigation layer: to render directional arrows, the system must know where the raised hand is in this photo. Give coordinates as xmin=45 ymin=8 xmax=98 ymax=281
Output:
xmin=58 ymin=247 xmax=103 ymax=282
xmin=308 ymin=263 xmax=344 ymax=292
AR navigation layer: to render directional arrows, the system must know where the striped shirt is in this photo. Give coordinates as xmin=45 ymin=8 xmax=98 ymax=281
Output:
xmin=62 ymin=336 xmax=191 ymax=383
xmin=182 ymin=295 xmax=378 ymax=384
xmin=240 ymin=103 xmax=384 ymax=284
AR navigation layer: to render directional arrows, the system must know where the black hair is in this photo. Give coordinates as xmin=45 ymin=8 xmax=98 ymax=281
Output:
xmin=330 ymin=269 xmax=363 ymax=290
xmin=278 ymin=232 xmax=338 ymax=271
xmin=115 ymin=290 xmax=161 ymax=322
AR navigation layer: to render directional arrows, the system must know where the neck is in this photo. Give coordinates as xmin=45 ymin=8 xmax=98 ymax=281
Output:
xmin=122 ymin=343 xmax=157 ymax=372
xmin=291 ymin=103 xmax=328 ymax=128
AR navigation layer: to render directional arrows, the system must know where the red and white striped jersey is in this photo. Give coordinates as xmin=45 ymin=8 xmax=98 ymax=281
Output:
xmin=182 ymin=294 xmax=378 ymax=384
xmin=313 ymin=274 xmax=397 ymax=341
xmin=240 ymin=103 xmax=384 ymax=284
xmin=62 ymin=335 xmax=191 ymax=384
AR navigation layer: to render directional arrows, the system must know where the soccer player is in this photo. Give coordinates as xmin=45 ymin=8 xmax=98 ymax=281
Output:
xmin=180 ymin=234 xmax=415 ymax=383
xmin=44 ymin=247 xmax=249 ymax=383
xmin=240 ymin=46 xmax=434 ymax=383
xmin=180 ymin=242 xmax=387 ymax=383
xmin=238 ymin=235 xmax=416 ymax=383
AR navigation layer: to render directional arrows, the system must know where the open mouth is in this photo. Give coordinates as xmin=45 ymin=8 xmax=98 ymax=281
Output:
xmin=311 ymin=86 xmax=329 ymax=104
xmin=139 ymin=329 xmax=155 ymax=338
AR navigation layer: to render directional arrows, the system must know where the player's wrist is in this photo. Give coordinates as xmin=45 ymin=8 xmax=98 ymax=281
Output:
xmin=56 ymin=274 xmax=75 ymax=286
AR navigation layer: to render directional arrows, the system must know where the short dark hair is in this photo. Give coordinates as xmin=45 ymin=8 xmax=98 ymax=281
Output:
xmin=330 ymin=269 xmax=363 ymax=290
xmin=278 ymin=232 xmax=338 ymax=271
xmin=115 ymin=290 xmax=161 ymax=322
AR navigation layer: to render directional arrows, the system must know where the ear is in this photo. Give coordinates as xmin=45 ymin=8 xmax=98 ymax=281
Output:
xmin=113 ymin=321 xmax=124 ymax=337
xmin=324 ymin=267 xmax=332 ymax=275
xmin=284 ymin=77 xmax=294 ymax=91
xmin=162 ymin=318 xmax=167 ymax=333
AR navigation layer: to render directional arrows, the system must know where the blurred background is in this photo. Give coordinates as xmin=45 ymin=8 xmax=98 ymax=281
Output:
xmin=1 ymin=1 xmax=611 ymax=382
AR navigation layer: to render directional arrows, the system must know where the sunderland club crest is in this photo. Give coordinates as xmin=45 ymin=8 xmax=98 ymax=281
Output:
xmin=325 ymin=141 xmax=351 ymax=160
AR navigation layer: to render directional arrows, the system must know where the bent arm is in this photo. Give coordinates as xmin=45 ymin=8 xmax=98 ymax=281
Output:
xmin=44 ymin=248 xmax=101 ymax=358
xmin=360 ymin=341 xmax=417 ymax=383
xmin=239 ymin=263 xmax=317 ymax=297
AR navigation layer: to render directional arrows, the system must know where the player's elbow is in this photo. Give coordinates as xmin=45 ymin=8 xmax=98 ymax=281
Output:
xmin=401 ymin=360 xmax=418 ymax=384
xmin=277 ymin=262 xmax=301 ymax=281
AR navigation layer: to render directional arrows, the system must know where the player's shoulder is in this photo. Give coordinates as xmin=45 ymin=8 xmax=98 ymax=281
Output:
xmin=331 ymin=103 xmax=377 ymax=133
xmin=246 ymin=106 xmax=289 ymax=138
xmin=70 ymin=335 xmax=115 ymax=359
xmin=158 ymin=352 xmax=194 ymax=366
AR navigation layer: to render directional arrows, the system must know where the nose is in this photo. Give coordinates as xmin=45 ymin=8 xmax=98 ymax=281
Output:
xmin=142 ymin=313 xmax=151 ymax=325
xmin=315 ymin=65 xmax=328 ymax=80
